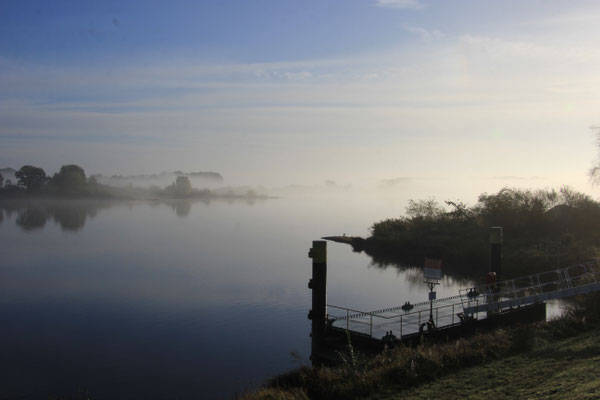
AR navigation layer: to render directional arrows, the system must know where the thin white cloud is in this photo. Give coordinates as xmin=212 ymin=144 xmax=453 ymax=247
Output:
xmin=403 ymin=25 xmax=444 ymax=40
xmin=525 ymin=8 xmax=600 ymax=27
xmin=376 ymin=0 xmax=423 ymax=9
xmin=489 ymin=176 xmax=547 ymax=181
xmin=1 ymin=21 xmax=599 ymax=187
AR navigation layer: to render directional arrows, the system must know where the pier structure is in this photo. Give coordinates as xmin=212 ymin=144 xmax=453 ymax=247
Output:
xmin=326 ymin=259 xmax=600 ymax=341
xmin=309 ymin=240 xmax=600 ymax=349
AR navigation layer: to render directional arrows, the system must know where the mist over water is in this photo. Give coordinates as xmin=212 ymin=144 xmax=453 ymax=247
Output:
xmin=0 ymin=191 xmax=484 ymax=399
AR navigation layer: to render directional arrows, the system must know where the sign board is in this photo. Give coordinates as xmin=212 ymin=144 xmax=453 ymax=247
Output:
xmin=429 ymin=291 xmax=437 ymax=300
xmin=424 ymin=258 xmax=442 ymax=280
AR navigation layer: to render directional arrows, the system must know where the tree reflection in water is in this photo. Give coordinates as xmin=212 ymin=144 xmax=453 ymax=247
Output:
xmin=0 ymin=199 xmax=110 ymax=232
xmin=0 ymin=197 xmax=267 ymax=231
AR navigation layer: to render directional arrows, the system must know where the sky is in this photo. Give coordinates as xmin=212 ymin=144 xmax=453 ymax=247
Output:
xmin=1 ymin=0 xmax=600 ymax=191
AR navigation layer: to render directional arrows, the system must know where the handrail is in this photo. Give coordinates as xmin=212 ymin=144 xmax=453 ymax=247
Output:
xmin=328 ymin=294 xmax=464 ymax=321
xmin=328 ymin=259 xmax=600 ymax=340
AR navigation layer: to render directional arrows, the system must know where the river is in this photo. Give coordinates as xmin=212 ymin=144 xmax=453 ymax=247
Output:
xmin=0 ymin=192 xmax=555 ymax=399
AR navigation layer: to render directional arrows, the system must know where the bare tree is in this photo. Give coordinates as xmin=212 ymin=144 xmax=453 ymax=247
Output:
xmin=590 ymin=126 xmax=600 ymax=184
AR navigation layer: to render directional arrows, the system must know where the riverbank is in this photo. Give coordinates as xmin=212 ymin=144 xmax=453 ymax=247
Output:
xmin=332 ymin=187 xmax=600 ymax=279
xmin=240 ymin=293 xmax=600 ymax=400
xmin=371 ymin=326 xmax=600 ymax=400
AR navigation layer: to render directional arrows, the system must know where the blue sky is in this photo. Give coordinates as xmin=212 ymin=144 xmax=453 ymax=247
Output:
xmin=1 ymin=0 xmax=600 ymax=191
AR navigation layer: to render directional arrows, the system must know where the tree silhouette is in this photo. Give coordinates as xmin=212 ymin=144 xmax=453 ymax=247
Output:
xmin=167 ymin=176 xmax=193 ymax=196
xmin=52 ymin=164 xmax=88 ymax=196
xmin=15 ymin=165 xmax=48 ymax=193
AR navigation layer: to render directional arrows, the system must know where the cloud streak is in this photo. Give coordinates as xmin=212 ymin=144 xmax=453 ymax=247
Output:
xmin=376 ymin=0 xmax=424 ymax=9
xmin=403 ymin=25 xmax=445 ymax=40
xmin=1 ymin=9 xmax=599 ymax=187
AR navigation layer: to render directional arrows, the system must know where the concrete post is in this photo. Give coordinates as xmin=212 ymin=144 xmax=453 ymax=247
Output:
xmin=490 ymin=227 xmax=503 ymax=280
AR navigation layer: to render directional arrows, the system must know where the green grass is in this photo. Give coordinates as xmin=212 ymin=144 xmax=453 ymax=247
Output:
xmin=371 ymin=329 xmax=600 ymax=400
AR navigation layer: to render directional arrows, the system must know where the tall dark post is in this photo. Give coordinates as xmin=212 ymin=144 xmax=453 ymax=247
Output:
xmin=308 ymin=240 xmax=327 ymax=358
xmin=490 ymin=226 xmax=503 ymax=280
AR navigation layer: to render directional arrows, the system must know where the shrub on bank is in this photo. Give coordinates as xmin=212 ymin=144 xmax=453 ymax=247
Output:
xmin=363 ymin=187 xmax=600 ymax=278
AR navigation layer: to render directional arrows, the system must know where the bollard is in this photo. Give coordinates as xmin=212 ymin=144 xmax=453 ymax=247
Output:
xmin=490 ymin=227 xmax=503 ymax=280
xmin=308 ymin=240 xmax=327 ymax=358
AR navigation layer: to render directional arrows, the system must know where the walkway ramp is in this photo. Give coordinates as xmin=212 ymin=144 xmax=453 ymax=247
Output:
xmin=460 ymin=260 xmax=600 ymax=314
xmin=327 ymin=259 xmax=600 ymax=340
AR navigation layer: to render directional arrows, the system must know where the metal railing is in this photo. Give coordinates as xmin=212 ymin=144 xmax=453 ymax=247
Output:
xmin=327 ymin=300 xmax=477 ymax=339
xmin=328 ymin=259 xmax=600 ymax=340
xmin=459 ymin=259 xmax=600 ymax=314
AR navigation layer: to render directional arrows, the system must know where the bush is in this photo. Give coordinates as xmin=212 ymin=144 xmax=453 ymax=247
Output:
xmin=365 ymin=186 xmax=600 ymax=278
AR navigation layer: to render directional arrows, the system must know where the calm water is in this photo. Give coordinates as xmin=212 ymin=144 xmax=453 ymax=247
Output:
xmin=0 ymin=195 xmax=486 ymax=399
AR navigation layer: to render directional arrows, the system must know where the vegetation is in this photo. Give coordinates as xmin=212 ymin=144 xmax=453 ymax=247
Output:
xmin=371 ymin=329 xmax=600 ymax=400
xmin=0 ymin=164 xmax=264 ymax=200
xmin=589 ymin=125 xmax=600 ymax=184
xmin=239 ymin=293 xmax=600 ymax=400
xmin=51 ymin=164 xmax=89 ymax=196
xmin=352 ymin=186 xmax=600 ymax=278
xmin=15 ymin=165 xmax=48 ymax=193
xmin=93 ymin=170 xmax=223 ymax=184
xmin=0 ymin=164 xmax=106 ymax=198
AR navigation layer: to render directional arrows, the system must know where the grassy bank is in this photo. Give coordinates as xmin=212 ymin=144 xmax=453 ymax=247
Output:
xmin=371 ymin=328 xmax=600 ymax=400
xmin=240 ymin=293 xmax=600 ymax=400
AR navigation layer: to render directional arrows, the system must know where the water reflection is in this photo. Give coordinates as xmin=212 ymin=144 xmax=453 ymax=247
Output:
xmin=0 ymin=199 xmax=110 ymax=232
xmin=364 ymin=248 xmax=489 ymax=284
xmin=16 ymin=206 xmax=49 ymax=231
xmin=372 ymin=264 xmax=476 ymax=289
xmin=368 ymin=259 xmax=483 ymax=289
xmin=0 ymin=195 xmax=482 ymax=399
xmin=0 ymin=197 xmax=268 ymax=230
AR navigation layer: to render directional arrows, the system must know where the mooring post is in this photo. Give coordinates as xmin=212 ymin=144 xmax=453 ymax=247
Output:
xmin=308 ymin=240 xmax=327 ymax=357
xmin=490 ymin=227 xmax=503 ymax=281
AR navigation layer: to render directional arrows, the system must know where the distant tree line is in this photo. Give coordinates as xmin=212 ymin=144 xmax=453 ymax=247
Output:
xmin=95 ymin=170 xmax=223 ymax=182
xmin=0 ymin=164 xmax=103 ymax=198
xmin=0 ymin=164 xmax=264 ymax=200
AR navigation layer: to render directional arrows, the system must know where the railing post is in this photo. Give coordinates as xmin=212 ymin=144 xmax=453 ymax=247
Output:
xmin=308 ymin=240 xmax=327 ymax=360
xmin=346 ymin=309 xmax=349 ymax=331
xmin=400 ymin=315 xmax=403 ymax=338
xmin=452 ymin=304 xmax=455 ymax=324
xmin=490 ymin=227 xmax=503 ymax=280
xmin=370 ymin=314 xmax=373 ymax=337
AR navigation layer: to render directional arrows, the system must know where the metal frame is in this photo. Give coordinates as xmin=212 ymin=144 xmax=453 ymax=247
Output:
xmin=327 ymin=259 xmax=600 ymax=340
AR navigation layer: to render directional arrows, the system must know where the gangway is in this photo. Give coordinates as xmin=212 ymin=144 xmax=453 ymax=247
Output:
xmin=459 ymin=259 xmax=600 ymax=315
xmin=326 ymin=259 xmax=600 ymax=340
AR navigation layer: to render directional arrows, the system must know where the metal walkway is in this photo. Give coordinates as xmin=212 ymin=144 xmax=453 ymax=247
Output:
xmin=327 ymin=259 xmax=600 ymax=340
